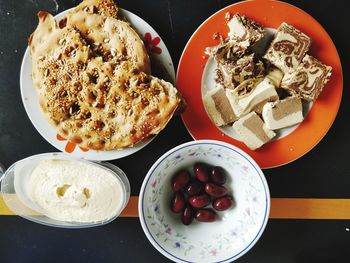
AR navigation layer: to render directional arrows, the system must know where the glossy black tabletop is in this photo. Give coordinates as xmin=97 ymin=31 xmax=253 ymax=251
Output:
xmin=0 ymin=0 xmax=349 ymax=262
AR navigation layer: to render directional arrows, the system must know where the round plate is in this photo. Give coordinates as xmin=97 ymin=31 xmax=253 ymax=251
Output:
xmin=20 ymin=8 xmax=175 ymax=161
xmin=176 ymin=0 xmax=343 ymax=168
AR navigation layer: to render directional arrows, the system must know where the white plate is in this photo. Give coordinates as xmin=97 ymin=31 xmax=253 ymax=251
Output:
xmin=20 ymin=8 xmax=175 ymax=161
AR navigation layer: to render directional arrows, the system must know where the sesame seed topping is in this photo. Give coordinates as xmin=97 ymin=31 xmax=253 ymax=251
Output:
xmin=110 ymin=48 xmax=116 ymax=57
xmin=44 ymin=68 xmax=50 ymax=77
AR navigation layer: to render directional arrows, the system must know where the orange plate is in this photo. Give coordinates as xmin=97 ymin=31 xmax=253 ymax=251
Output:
xmin=176 ymin=0 xmax=343 ymax=169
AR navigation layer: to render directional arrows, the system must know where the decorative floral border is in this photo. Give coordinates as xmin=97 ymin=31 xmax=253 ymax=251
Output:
xmin=56 ymin=134 xmax=89 ymax=153
xmin=144 ymin=32 xmax=162 ymax=54
xmin=143 ymin=144 xmax=267 ymax=261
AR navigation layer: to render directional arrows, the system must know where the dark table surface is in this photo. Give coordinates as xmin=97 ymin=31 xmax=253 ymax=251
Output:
xmin=0 ymin=0 xmax=349 ymax=262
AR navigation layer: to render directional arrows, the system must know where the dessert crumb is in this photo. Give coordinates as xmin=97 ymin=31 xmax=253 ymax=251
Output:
xmin=224 ymin=12 xmax=231 ymax=22
xmin=212 ymin=32 xmax=223 ymax=42
xmin=212 ymin=32 xmax=219 ymax=40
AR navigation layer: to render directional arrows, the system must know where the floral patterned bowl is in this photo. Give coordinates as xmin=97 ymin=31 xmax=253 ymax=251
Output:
xmin=138 ymin=140 xmax=270 ymax=263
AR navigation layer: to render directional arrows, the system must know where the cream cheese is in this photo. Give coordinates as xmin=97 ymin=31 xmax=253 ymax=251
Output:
xmin=28 ymin=159 xmax=124 ymax=223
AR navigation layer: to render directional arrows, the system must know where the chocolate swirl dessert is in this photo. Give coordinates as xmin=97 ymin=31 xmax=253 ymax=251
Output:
xmin=203 ymin=13 xmax=332 ymax=150
xmin=281 ymin=55 xmax=332 ymax=101
xmin=263 ymin=22 xmax=311 ymax=74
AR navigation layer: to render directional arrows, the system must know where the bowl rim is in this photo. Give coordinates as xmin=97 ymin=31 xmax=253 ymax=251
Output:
xmin=138 ymin=139 xmax=270 ymax=263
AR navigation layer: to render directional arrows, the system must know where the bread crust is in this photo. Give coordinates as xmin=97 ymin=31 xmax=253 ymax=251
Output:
xmin=72 ymin=0 xmax=120 ymax=19
xmin=66 ymin=11 xmax=151 ymax=74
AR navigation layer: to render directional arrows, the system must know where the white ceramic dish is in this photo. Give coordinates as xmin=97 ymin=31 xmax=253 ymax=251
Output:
xmin=139 ymin=140 xmax=270 ymax=263
xmin=0 ymin=153 xmax=130 ymax=228
xmin=20 ymin=8 xmax=175 ymax=161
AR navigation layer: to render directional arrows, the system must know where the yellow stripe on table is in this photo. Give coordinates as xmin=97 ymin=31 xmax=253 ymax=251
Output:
xmin=270 ymin=198 xmax=350 ymax=219
xmin=2 ymin=195 xmax=350 ymax=219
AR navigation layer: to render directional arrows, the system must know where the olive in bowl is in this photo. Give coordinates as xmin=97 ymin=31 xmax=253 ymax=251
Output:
xmin=169 ymin=161 xmax=234 ymax=225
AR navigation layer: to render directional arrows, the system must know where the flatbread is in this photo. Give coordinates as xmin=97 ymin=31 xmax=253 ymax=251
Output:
xmin=65 ymin=11 xmax=151 ymax=74
xmin=29 ymin=12 xmax=181 ymax=151
xmin=70 ymin=0 xmax=120 ymax=19
xmin=29 ymin=11 xmax=91 ymax=91
xmin=37 ymin=58 xmax=180 ymax=150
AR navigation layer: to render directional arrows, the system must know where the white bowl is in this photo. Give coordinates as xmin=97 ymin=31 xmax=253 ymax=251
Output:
xmin=138 ymin=140 xmax=270 ymax=263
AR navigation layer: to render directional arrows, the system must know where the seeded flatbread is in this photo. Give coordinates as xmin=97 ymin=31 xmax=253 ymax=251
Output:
xmin=65 ymin=10 xmax=151 ymax=74
xmin=37 ymin=57 xmax=180 ymax=150
xmin=29 ymin=12 xmax=91 ymax=91
xmin=29 ymin=11 xmax=181 ymax=151
xmin=71 ymin=0 xmax=120 ymax=19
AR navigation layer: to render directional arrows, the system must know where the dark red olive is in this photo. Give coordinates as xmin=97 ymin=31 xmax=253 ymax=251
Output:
xmin=193 ymin=163 xmax=209 ymax=182
xmin=171 ymin=170 xmax=191 ymax=192
xmin=185 ymin=181 xmax=204 ymax=196
xmin=188 ymin=194 xmax=211 ymax=208
xmin=213 ymin=196 xmax=234 ymax=211
xmin=195 ymin=209 xmax=217 ymax=222
xmin=170 ymin=191 xmax=185 ymax=213
xmin=181 ymin=205 xmax=194 ymax=225
xmin=205 ymin=183 xmax=228 ymax=197
xmin=210 ymin=166 xmax=226 ymax=185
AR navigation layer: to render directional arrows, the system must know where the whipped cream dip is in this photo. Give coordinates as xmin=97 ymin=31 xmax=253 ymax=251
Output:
xmin=28 ymin=159 xmax=125 ymax=223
